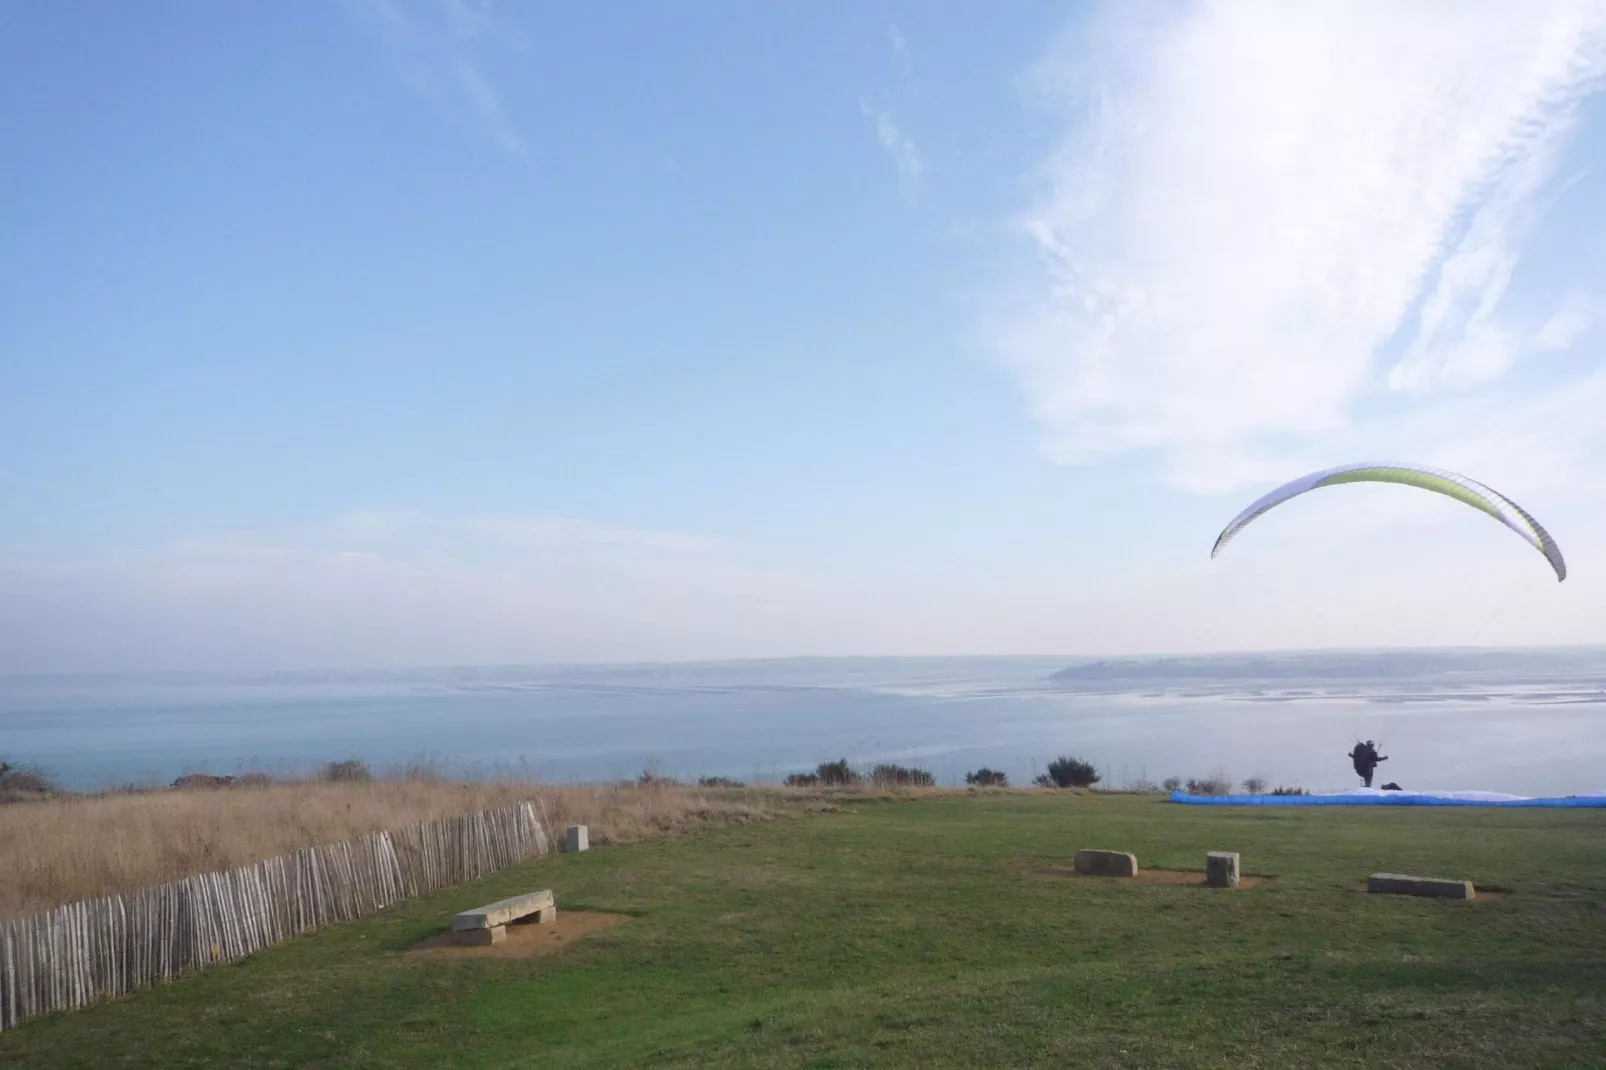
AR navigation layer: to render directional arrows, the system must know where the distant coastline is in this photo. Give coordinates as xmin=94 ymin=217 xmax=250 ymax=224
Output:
xmin=5 ymin=643 xmax=1606 ymax=686
xmin=1049 ymin=646 xmax=1606 ymax=683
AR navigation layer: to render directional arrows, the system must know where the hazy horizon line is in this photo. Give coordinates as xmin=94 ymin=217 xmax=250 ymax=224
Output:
xmin=5 ymin=641 xmax=1606 ymax=683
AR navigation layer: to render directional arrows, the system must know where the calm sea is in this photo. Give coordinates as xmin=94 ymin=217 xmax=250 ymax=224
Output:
xmin=3 ymin=653 xmax=1605 ymax=796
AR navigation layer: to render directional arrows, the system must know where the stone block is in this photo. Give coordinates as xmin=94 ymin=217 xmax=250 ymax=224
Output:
xmin=1366 ymin=873 xmax=1475 ymax=900
xmin=453 ymin=924 xmax=507 ymax=946
xmin=564 ymin=825 xmax=589 ymax=853
xmin=452 ymin=889 xmax=555 ymax=931
xmin=1206 ymin=851 xmax=1240 ymax=888
xmin=1073 ymin=849 xmax=1138 ymax=877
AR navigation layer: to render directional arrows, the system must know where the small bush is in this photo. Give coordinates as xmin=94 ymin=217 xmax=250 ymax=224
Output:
xmin=697 ymin=776 xmax=745 ymax=788
xmin=171 ymin=773 xmax=235 ymax=790
xmin=965 ymin=768 xmax=1008 ymax=787
xmin=1128 ymin=776 xmax=1160 ymax=792
xmin=1241 ymin=777 xmax=1267 ymax=795
xmin=318 ymin=759 xmax=373 ymax=784
xmin=784 ymin=772 xmax=821 ymax=787
xmin=1037 ymin=756 xmax=1100 ymax=789
xmin=632 ymin=758 xmax=679 ymax=787
xmin=1162 ymin=776 xmax=1182 ymax=792
xmin=870 ymin=764 xmax=935 ymax=787
xmin=1270 ymin=785 xmax=1309 ymax=796
xmin=1184 ymin=775 xmax=1234 ymax=796
xmin=814 ymin=759 xmax=862 ymax=787
xmin=235 ymin=772 xmax=274 ymax=788
xmin=0 ymin=759 xmax=58 ymax=801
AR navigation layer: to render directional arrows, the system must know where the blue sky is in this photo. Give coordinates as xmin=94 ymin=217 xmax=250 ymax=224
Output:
xmin=4 ymin=0 xmax=1606 ymax=672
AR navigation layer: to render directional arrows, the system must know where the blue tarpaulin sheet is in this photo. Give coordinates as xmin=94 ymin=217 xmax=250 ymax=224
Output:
xmin=1170 ymin=790 xmax=1606 ymax=808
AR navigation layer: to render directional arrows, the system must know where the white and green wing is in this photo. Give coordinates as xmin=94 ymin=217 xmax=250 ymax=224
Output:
xmin=1210 ymin=463 xmax=1566 ymax=582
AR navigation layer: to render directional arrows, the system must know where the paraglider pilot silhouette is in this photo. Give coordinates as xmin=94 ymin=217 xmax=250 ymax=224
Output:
xmin=1349 ymin=740 xmax=1388 ymax=788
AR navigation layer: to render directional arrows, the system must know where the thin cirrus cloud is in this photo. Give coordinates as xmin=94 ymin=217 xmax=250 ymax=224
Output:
xmin=319 ymin=511 xmax=726 ymax=560
xmin=888 ymin=24 xmax=912 ymax=76
xmin=986 ymin=0 xmax=1606 ymax=497
xmin=860 ymin=99 xmax=923 ymax=203
xmin=350 ymin=0 xmax=528 ymax=156
xmin=0 ymin=513 xmax=848 ymax=672
xmin=2 ymin=495 xmax=1595 ymax=669
xmin=860 ymin=25 xmax=922 ymax=204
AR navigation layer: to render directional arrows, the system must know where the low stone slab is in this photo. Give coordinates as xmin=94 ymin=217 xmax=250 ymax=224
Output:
xmin=1073 ymin=849 xmax=1138 ymax=877
xmin=453 ymin=924 xmax=507 ymax=947
xmin=1367 ymin=873 xmax=1475 ymax=900
xmin=453 ymin=889 xmax=556 ymax=932
xmin=564 ymin=825 xmax=589 ymax=853
xmin=1206 ymin=851 xmax=1240 ymax=888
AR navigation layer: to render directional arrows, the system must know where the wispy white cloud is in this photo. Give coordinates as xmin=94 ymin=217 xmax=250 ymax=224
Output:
xmin=888 ymin=24 xmax=912 ymax=76
xmin=0 ymin=513 xmax=837 ymax=671
xmin=1535 ymin=293 xmax=1597 ymax=348
xmin=4 ymin=493 xmax=1602 ymax=670
xmin=350 ymin=0 xmax=528 ymax=155
xmin=1389 ymin=114 xmax=1592 ymax=391
xmin=987 ymin=0 xmax=1606 ymax=493
xmin=860 ymin=99 xmax=923 ymax=203
xmin=860 ymin=25 xmax=922 ymax=204
xmin=320 ymin=510 xmax=724 ymax=557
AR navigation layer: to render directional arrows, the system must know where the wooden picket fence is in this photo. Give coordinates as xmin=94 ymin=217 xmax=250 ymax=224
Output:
xmin=0 ymin=799 xmax=550 ymax=1031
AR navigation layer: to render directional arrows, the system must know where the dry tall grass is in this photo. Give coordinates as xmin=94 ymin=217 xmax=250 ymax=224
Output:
xmin=0 ymin=778 xmax=775 ymax=921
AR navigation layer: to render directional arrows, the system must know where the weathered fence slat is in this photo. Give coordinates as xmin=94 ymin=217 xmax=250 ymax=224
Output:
xmin=0 ymin=801 xmax=549 ymax=1032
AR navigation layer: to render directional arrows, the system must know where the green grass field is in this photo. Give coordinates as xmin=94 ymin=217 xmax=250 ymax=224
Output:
xmin=5 ymin=793 xmax=1606 ymax=1068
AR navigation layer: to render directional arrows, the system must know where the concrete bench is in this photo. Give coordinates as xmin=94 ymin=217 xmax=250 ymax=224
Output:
xmin=1366 ymin=873 xmax=1475 ymax=900
xmin=1073 ymin=849 xmax=1138 ymax=877
xmin=451 ymin=889 xmax=557 ymax=945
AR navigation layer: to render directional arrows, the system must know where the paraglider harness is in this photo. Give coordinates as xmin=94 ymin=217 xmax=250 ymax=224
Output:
xmin=1349 ymin=740 xmax=1388 ymax=787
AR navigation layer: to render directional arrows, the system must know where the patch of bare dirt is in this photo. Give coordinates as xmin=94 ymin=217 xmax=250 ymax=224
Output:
xmin=406 ymin=909 xmax=631 ymax=958
xmin=1036 ymin=866 xmax=1271 ymax=889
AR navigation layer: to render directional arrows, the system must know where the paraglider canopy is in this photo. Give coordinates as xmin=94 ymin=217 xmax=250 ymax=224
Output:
xmin=1210 ymin=463 xmax=1565 ymax=582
